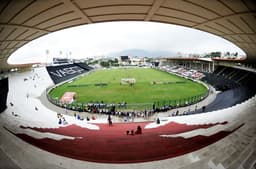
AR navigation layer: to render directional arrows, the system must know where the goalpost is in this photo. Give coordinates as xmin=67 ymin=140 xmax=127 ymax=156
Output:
xmin=121 ymin=78 xmax=136 ymax=85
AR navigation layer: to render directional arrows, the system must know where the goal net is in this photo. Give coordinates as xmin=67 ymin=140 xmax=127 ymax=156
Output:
xmin=121 ymin=78 xmax=136 ymax=85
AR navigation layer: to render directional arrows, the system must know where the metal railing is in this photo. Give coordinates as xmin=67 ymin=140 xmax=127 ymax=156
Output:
xmin=46 ymin=89 xmax=208 ymax=113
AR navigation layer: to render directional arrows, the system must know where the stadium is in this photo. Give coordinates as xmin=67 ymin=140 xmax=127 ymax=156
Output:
xmin=0 ymin=1 xmax=256 ymax=169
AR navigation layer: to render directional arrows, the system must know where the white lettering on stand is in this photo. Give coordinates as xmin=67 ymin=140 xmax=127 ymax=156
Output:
xmin=49 ymin=66 xmax=84 ymax=78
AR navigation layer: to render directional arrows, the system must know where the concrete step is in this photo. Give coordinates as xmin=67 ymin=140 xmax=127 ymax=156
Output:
xmin=226 ymin=148 xmax=253 ymax=169
xmin=224 ymin=139 xmax=256 ymax=169
xmin=195 ymin=139 xmax=232 ymax=160
xmin=211 ymin=145 xmax=236 ymax=165
xmin=208 ymin=160 xmax=225 ymax=169
xmin=242 ymin=150 xmax=256 ymax=169
xmin=178 ymin=158 xmax=210 ymax=169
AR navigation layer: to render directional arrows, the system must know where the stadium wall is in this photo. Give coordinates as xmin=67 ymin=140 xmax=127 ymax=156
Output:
xmin=0 ymin=77 xmax=9 ymax=113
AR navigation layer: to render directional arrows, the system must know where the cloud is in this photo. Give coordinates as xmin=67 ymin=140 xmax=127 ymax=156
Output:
xmin=8 ymin=21 xmax=246 ymax=64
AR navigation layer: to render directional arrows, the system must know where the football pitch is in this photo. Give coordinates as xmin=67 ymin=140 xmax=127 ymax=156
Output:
xmin=49 ymin=67 xmax=208 ymax=109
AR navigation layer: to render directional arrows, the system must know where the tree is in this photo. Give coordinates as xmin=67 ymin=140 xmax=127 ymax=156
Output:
xmin=100 ymin=61 xmax=110 ymax=67
xmin=225 ymin=52 xmax=230 ymax=56
xmin=46 ymin=49 xmax=49 ymax=56
xmin=69 ymin=51 xmax=72 ymax=58
xmin=211 ymin=51 xmax=221 ymax=58
xmin=45 ymin=49 xmax=50 ymax=63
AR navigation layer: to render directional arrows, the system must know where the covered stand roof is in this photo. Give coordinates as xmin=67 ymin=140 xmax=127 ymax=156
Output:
xmin=0 ymin=0 xmax=255 ymax=71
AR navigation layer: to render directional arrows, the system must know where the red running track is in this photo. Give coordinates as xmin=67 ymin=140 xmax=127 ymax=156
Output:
xmin=8 ymin=121 xmax=242 ymax=163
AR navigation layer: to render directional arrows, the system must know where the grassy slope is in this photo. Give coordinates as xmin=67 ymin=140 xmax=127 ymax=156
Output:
xmin=49 ymin=68 xmax=207 ymax=105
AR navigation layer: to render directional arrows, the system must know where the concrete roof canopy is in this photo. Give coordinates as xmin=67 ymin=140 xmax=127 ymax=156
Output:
xmin=0 ymin=0 xmax=256 ymax=71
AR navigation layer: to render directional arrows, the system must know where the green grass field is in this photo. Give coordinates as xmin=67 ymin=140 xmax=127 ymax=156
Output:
xmin=49 ymin=67 xmax=207 ymax=109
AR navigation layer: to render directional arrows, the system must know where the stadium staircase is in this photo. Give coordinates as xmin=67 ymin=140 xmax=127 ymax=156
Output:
xmin=186 ymin=96 xmax=256 ymax=169
xmin=0 ymin=66 xmax=255 ymax=169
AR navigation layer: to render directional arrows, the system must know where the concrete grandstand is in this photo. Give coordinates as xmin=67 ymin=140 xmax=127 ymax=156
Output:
xmin=0 ymin=1 xmax=256 ymax=169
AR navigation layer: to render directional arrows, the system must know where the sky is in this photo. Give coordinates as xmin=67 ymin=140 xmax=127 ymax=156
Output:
xmin=8 ymin=21 xmax=246 ymax=64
